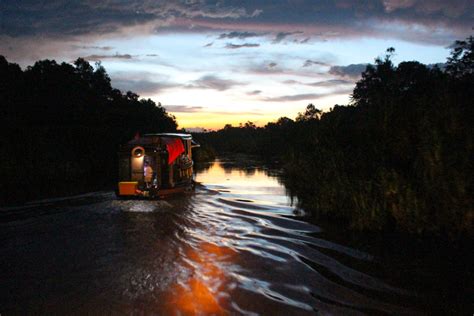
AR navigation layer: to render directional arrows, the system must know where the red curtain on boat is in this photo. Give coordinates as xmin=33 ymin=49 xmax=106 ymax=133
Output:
xmin=162 ymin=137 xmax=185 ymax=165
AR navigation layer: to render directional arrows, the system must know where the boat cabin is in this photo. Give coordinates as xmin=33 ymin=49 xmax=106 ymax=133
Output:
xmin=116 ymin=133 xmax=199 ymax=198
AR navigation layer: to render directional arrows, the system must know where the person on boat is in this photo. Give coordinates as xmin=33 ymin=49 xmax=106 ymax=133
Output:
xmin=144 ymin=161 xmax=153 ymax=188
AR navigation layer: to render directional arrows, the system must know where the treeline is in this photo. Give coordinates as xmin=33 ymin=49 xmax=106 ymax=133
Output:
xmin=0 ymin=56 xmax=177 ymax=203
xmin=195 ymin=37 xmax=474 ymax=237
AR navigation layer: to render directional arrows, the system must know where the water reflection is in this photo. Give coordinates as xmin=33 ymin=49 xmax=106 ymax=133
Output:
xmin=1 ymin=159 xmax=442 ymax=314
xmin=166 ymin=242 xmax=236 ymax=315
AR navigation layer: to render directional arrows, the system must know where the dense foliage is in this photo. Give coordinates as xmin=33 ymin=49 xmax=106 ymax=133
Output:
xmin=196 ymin=37 xmax=474 ymax=237
xmin=0 ymin=57 xmax=177 ymax=203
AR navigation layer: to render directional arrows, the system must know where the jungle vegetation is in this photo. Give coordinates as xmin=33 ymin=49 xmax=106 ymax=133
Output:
xmin=0 ymin=57 xmax=177 ymax=203
xmin=194 ymin=37 xmax=474 ymax=237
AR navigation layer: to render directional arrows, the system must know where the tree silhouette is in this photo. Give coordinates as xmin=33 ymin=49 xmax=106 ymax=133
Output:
xmin=195 ymin=36 xmax=474 ymax=237
xmin=446 ymin=36 xmax=474 ymax=76
xmin=296 ymin=103 xmax=322 ymax=122
xmin=0 ymin=56 xmax=177 ymax=203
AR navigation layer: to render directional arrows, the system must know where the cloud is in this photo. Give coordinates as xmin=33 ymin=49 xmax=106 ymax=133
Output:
xmin=112 ymin=78 xmax=179 ymax=94
xmin=83 ymin=53 xmax=134 ymax=60
xmin=382 ymin=0 xmax=417 ymax=12
xmin=165 ymin=105 xmax=204 ymax=113
xmin=0 ymin=1 xmax=262 ymax=38
xmin=381 ymin=0 xmax=468 ymax=17
xmin=146 ymin=54 xmax=159 ymax=57
xmin=263 ymin=87 xmax=353 ymax=102
xmin=303 ymin=59 xmax=330 ymax=67
xmin=307 ymin=79 xmax=355 ymax=86
xmin=203 ymin=42 xmax=213 ymax=47
xmin=247 ymin=90 xmax=262 ymax=95
xmin=246 ymin=59 xmax=331 ymax=77
xmin=1 ymin=0 xmax=472 ymax=54
xmin=75 ymin=45 xmax=114 ymax=51
xmin=283 ymin=79 xmax=355 ymax=86
xmin=110 ymin=71 xmax=179 ymax=94
xmin=299 ymin=37 xmax=310 ymax=44
xmin=224 ymin=43 xmax=260 ymax=49
xmin=263 ymin=93 xmax=327 ymax=102
xmin=283 ymin=80 xmax=300 ymax=85
xmin=186 ymin=75 xmax=245 ymax=91
xmin=218 ymin=31 xmax=260 ymax=39
xmin=329 ymin=64 xmax=369 ymax=79
xmin=272 ymin=31 xmax=304 ymax=44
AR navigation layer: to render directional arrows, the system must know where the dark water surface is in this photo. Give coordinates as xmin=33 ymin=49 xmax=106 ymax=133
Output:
xmin=1 ymin=159 xmax=472 ymax=315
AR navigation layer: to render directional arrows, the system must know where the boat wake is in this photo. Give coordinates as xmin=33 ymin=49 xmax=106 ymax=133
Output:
xmin=0 ymin=160 xmax=425 ymax=315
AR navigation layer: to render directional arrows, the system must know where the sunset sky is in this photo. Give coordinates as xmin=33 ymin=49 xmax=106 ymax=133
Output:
xmin=1 ymin=1 xmax=472 ymax=130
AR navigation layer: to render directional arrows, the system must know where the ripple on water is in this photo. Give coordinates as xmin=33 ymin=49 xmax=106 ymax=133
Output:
xmin=161 ymin=184 xmax=419 ymax=315
xmin=0 ymin=160 xmax=424 ymax=315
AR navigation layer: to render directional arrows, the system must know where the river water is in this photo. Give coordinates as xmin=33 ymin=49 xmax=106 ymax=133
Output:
xmin=1 ymin=159 xmax=472 ymax=315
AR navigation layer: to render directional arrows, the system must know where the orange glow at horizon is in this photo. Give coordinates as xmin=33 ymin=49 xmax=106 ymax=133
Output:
xmin=167 ymin=93 xmax=351 ymax=130
xmin=172 ymin=112 xmax=277 ymax=130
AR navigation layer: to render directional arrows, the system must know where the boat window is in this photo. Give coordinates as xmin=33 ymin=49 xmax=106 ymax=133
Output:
xmin=132 ymin=146 xmax=145 ymax=158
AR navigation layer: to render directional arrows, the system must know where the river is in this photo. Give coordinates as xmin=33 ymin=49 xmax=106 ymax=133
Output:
xmin=0 ymin=158 xmax=472 ymax=315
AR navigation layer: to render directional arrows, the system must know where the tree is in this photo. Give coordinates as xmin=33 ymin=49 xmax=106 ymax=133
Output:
xmin=74 ymin=58 xmax=94 ymax=83
xmin=296 ymin=103 xmax=322 ymax=122
xmin=92 ymin=61 xmax=112 ymax=97
xmin=244 ymin=121 xmax=257 ymax=129
xmin=446 ymin=36 xmax=474 ymax=77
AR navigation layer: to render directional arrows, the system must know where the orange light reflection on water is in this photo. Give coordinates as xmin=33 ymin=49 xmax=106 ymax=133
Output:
xmin=196 ymin=161 xmax=279 ymax=188
xmin=166 ymin=242 xmax=237 ymax=315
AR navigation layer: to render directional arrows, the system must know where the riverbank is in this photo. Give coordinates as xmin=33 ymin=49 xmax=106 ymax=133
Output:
xmin=192 ymin=38 xmax=474 ymax=239
xmin=197 ymin=157 xmax=474 ymax=314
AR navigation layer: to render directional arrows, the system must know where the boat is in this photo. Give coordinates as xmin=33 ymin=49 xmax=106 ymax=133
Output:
xmin=116 ymin=133 xmax=199 ymax=198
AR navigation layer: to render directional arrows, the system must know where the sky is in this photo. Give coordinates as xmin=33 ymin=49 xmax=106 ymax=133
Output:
xmin=1 ymin=1 xmax=473 ymax=130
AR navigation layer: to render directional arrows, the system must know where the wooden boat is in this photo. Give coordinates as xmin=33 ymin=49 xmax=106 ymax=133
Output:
xmin=116 ymin=133 xmax=199 ymax=198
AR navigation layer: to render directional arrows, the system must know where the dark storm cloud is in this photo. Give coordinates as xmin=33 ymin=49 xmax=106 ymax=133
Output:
xmin=1 ymin=1 xmax=472 ymax=47
xmin=218 ymin=31 xmax=260 ymax=39
xmin=0 ymin=1 xmax=156 ymax=37
xmin=186 ymin=75 xmax=245 ymax=91
xmin=329 ymin=64 xmax=369 ymax=79
xmin=0 ymin=1 xmax=261 ymax=37
xmin=224 ymin=43 xmax=260 ymax=49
